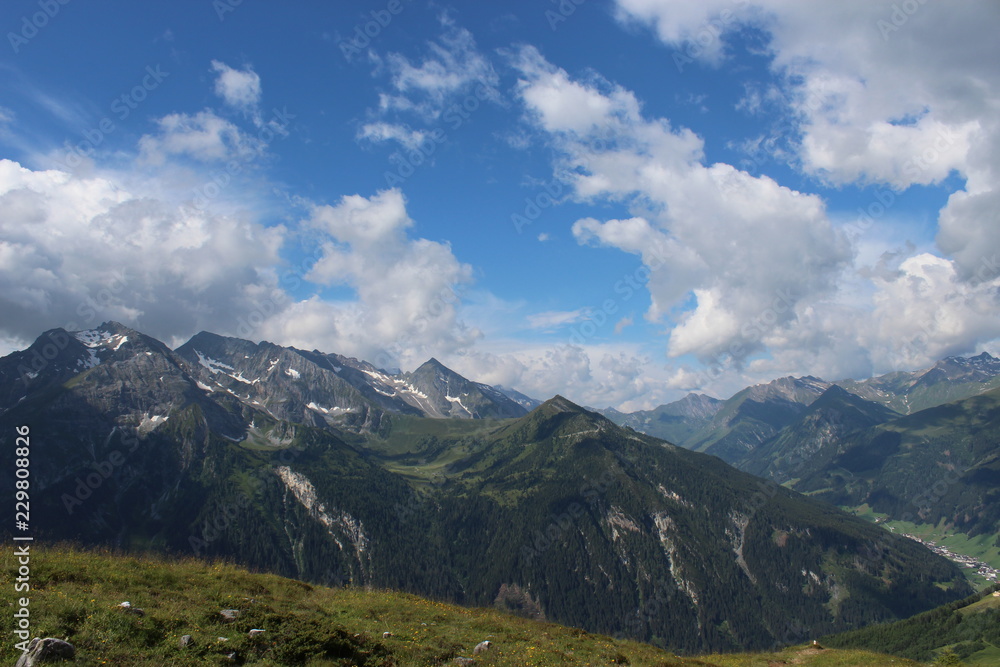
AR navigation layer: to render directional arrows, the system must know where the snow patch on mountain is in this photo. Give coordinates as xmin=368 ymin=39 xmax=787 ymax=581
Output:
xmin=445 ymin=394 xmax=472 ymax=415
xmin=306 ymin=402 xmax=353 ymax=416
xmin=73 ymin=329 xmax=115 ymax=348
xmin=139 ymin=413 xmax=169 ymax=433
xmin=229 ymin=372 xmax=258 ymax=385
xmin=78 ymin=348 xmax=101 ymax=369
xmin=194 ymin=350 xmax=234 ymax=374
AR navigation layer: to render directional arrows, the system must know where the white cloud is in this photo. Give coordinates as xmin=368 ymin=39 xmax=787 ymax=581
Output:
xmin=613 ymin=315 xmax=634 ymax=335
xmin=526 ymin=308 xmax=590 ymax=331
xmin=211 ymin=61 xmax=262 ymax=114
xmin=514 ymin=49 xmax=851 ymax=366
xmin=384 ymin=21 xmax=499 ymax=118
xmin=447 ymin=341 xmax=667 ymax=410
xmin=489 ymin=3 xmax=1000 ymax=401
xmin=138 ymin=110 xmax=263 ymax=165
xmin=862 ymin=253 xmax=1000 ymax=372
xmin=360 ymin=18 xmax=501 ymax=150
xmin=359 ymin=122 xmax=431 ymax=151
xmin=0 ymin=158 xmax=285 ymax=345
xmin=937 ymin=184 xmax=1000 ymax=284
xmin=257 ymin=189 xmax=478 ymax=368
xmin=613 ymin=1 xmax=1000 ymax=283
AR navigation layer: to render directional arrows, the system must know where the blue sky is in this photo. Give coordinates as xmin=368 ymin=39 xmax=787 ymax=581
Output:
xmin=1 ymin=0 xmax=998 ymax=409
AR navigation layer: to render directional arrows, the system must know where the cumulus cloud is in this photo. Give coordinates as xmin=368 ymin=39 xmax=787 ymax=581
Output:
xmin=514 ymin=47 xmax=851 ymax=367
xmin=256 ymin=189 xmax=478 ymax=369
xmin=138 ymin=110 xmax=263 ymax=165
xmin=211 ymin=61 xmax=263 ymax=113
xmin=613 ymin=1 xmax=1000 ymax=284
xmin=447 ymin=342 xmax=665 ymax=410
xmin=862 ymin=253 xmax=1000 ymax=372
xmin=490 ymin=2 xmax=1000 ymax=398
xmin=614 ymin=1 xmax=997 ymax=185
xmin=0 ymin=158 xmax=285 ymax=345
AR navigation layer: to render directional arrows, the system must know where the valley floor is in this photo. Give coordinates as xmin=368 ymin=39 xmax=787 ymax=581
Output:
xmin=849 ymin=505 xmax=1000 ymax=588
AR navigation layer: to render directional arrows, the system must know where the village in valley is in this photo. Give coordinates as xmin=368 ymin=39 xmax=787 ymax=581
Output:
xmin=900 ymin=533 xmax=999 ymax=584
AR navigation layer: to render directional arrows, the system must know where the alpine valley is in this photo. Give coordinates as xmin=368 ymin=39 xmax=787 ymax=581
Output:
xmin=2 ymin=322 xmax=995 ymax=657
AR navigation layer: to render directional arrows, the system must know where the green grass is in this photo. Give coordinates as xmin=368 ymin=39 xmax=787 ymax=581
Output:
xmin=959 ymin=592 xmax=1000 ymax=615
xmin=963 ymin=642 xmax=1000 ymax=666
xmin=0 ymin=544 xmax=927 ymax=666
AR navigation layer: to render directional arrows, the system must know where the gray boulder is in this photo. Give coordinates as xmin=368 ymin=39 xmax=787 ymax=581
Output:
xmin=15 ymin=638 xmax=75 ymax=666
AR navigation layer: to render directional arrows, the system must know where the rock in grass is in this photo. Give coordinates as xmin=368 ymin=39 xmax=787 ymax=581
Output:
xmin=453 ymin=658 xmax=475 ymax=666
xmin=220 ymin=609 xmax=240 ymax=622
xmin=15 ymin=637 xmax=75 ymax=666
xmin=473 ymin=640 xmax=492 ymax=654
xmin=179 ymin=635 xmax=195 ymax=648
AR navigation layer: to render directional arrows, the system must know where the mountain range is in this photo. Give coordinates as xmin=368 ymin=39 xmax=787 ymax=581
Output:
xmin=0 ymin=322 xmax=980 ymax=654
xmin=601 ymin=353 xmax=1000 ymax=467
xmin=600 ymin=351 xmax=1000 ymax=571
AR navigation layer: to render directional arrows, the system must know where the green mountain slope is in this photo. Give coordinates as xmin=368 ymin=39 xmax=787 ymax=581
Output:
xmin=792 ymin=386 xmax=1000 ymax=539
xmin=738 ymin=385 xmax=901 ymax=482
xmin=822 ymin=583 xmax=1000 ymax=664
xmin=358 ymin=397 xmax=973 ymax=652
xmin=682 ymin=376 xmax=830 ymax=462
xmin=0 ymin=545 xmax=926 ymax=667
xmin=598 ymin=392 xmax=724 ymax=445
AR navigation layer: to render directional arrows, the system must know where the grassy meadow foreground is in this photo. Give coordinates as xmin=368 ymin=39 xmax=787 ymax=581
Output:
xmin=1 ymin=545 xmax=924 ymax=666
